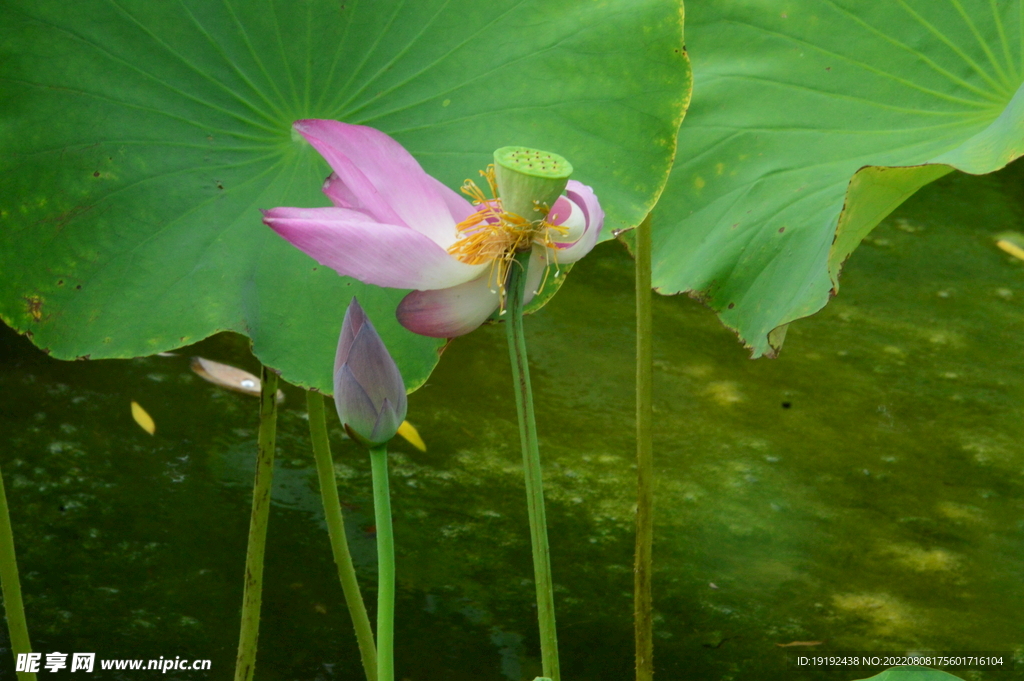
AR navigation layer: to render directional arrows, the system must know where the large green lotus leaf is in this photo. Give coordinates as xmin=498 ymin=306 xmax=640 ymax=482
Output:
xmin=653 ymin=0 xmax=1024 ymax=357
xmin=0 ymin=0 xmax=690 ymax=391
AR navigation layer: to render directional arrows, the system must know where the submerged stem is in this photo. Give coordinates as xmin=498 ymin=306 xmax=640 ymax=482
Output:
xmin=369 ymin=445 xmax=395 ymax=681
xmin=634 ymin=214 xmax=654 ymax=681
xmin=307 ymin=392 xmax=378 ymax=681
xmin=0 ymin=463 xmax=35 ymax=681
xmin=234 ymin=366 xmax=279 ymax=681
xmin=504 ymin=250 xmax=560 ymax=681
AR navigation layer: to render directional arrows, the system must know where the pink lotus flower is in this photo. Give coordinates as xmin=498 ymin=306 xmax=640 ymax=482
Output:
xmin=262 ymin=120 xmax=603 ymax=338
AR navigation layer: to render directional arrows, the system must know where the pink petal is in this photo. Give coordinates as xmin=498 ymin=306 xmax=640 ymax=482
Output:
xmin=334 ymin=364 xmax=381 ymax=439
xmin=263 ymin=206 xmax=485 ymax=290
xmin=370 ymin=397 xmax=404 ymax=443
xmin=397 ymin=273 xmax=502 ymax=338
xmin=335 ymin=295 xmax=368 ymax=367
xmin=426 ymin=175 xmax=476 ymax=224
xmin=547 ymin=195 xmax=576 ymax=227
xmin=295 ymin=120 xmax=459 ymax=247
xmin=553 ymin=181 xmax=604 ymax=264
xmin=323 ymin=170 xmax=474 ymax=241
xmin=321 ymin=172 xmax=380 ymax=218
xmin=343 ymin=316 xmax=407 ymax=416
xmin=397 ymin=249 xmax=556 ymax=338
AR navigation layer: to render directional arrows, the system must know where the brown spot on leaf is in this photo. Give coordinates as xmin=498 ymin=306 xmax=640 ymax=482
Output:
xmin=24 ymin=295 xmax=43 ymax=321
xmin=36 ymin=204 xmax=93 ymax=235
xmin=687 ymin=289 xmax=712 ymax=305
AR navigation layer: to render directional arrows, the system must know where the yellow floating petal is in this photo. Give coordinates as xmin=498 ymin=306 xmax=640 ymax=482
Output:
xmin=131 ymin=401 xmax=156 ymax=435
xmin=397 ymin=421 xmax=426 ymax=452
xmin=996 ymin=238 xmax=1024 ymax=262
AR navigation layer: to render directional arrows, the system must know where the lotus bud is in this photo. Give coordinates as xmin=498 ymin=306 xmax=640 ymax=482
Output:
xmin=493 ymin=146 xmax=573 ymax=227
xmin=333 ymin=297 xmax=408 ymax=447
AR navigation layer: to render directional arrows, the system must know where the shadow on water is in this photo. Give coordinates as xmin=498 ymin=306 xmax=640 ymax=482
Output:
xmin=1 ymin=162 xmax=1023 ymax=680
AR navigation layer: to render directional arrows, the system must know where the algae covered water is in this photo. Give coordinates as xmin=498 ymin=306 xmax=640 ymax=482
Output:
xmin=1 ymin=164 xmax=1023 ymax=679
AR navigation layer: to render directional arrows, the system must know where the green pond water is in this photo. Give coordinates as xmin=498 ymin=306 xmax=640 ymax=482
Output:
xmin=2 ymin=164 xmax=1024 ymax=680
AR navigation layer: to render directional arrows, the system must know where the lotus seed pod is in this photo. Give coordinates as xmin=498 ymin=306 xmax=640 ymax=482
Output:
xmin=493 ymin=146 xmax=573 ymax=225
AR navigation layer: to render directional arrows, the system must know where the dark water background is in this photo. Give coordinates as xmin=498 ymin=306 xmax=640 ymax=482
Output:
xmin=1 ymin=163 xmax=1023 ymax=680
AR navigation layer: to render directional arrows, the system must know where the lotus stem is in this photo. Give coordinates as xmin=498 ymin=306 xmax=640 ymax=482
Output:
xmin=234 ymin=366 xmax=279 ymax=681
xmin=634 ymin=213 xmax=654 ymax=681
xmin=505 ymin=250 xmax=560 ymax=681
xmin=306 ymin=391 xmax=377 ymax=681
xmin=369 ymin=444 xmax=395 ymax=681
xmin=0 ymin=464 xmax=35 ymax=681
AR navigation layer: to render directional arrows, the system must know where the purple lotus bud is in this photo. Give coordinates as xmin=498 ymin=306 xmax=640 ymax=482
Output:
xmin=334 ymin=297 xmax=408 ymax=447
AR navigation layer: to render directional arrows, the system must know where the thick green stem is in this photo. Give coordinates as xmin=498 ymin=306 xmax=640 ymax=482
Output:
xmin=234 ymin=366 xmax=279 ymax=681
xmin=307 ymin=392 xmax=378 ymax=681
xmin=634 ymin=214 xmax=654 ymax=681
xmin=505 ymin=250 xmax=560 ymax=681
xmin=0 ymin=464 xmax=35 ymax=681
xmin=369 ymin=445 xmax=395 ymax=681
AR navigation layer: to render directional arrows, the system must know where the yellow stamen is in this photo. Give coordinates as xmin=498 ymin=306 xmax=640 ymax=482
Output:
xmin=446 ymin=165 xmax=573 ymax=310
